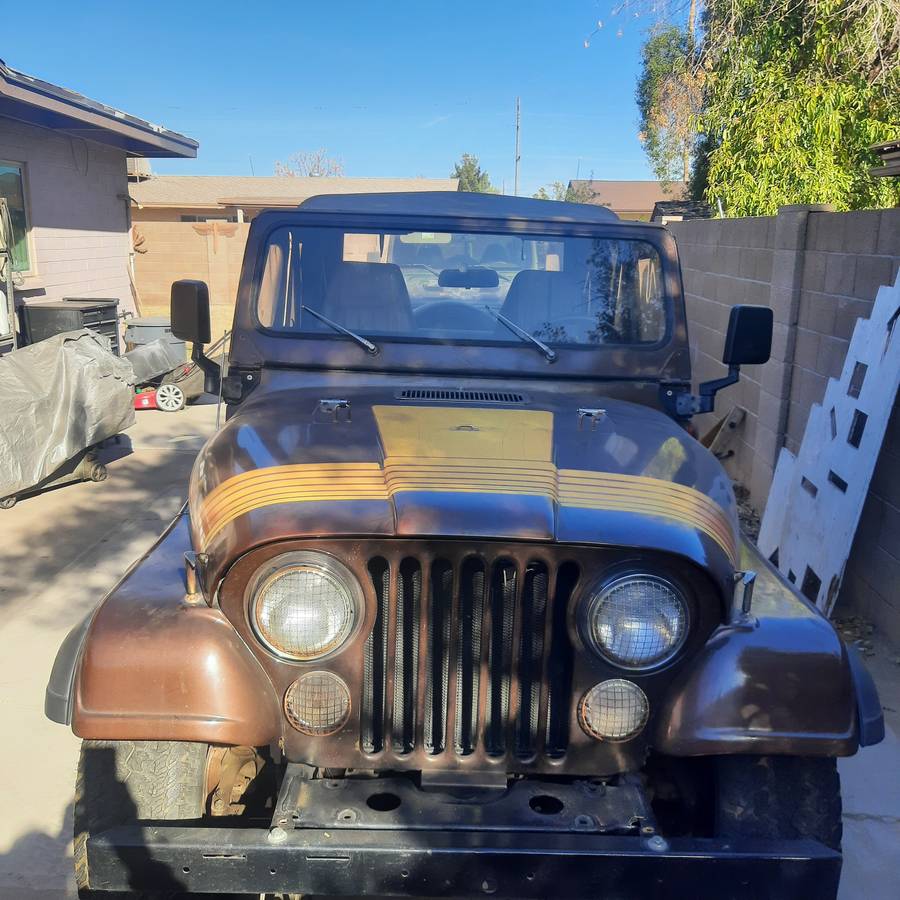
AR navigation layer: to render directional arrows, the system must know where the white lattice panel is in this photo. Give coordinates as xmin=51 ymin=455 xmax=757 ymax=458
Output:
xmin=758 ymin=274 xmax=900 ymax=614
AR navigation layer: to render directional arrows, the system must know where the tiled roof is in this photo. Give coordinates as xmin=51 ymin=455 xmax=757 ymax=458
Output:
xmin=568 ymin=180 xmax=687 ymax=211
xmin=130 ymin=176 xmax=460 ymax=208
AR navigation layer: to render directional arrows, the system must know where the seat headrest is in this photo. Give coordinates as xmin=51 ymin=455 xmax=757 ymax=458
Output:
xmin=321 ymin=261 xmax=412 ymax=333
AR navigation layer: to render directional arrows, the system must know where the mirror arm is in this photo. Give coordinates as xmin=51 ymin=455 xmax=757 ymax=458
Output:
xmin=190 ymin=341 xmax=221 ymax=395
xmin=666 ymin=364 xmax=740 ymax=417
xmin=696 ymin=364 xmax=740 ymax=413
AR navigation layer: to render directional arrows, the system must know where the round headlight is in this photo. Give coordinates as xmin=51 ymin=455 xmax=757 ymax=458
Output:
xmin=579 ymin=679 xmax=649 ymax=741
xmin=584 ymin=574 xmax=688 ymax=669
xmin=284 ymin=671 xmax=351 ymax=735
xmin=251 ymin=553 xmax=362 ymax=661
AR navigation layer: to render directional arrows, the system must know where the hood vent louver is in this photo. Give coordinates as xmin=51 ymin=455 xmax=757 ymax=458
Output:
xmin=396 ymin=389 xmax=526 ymax=404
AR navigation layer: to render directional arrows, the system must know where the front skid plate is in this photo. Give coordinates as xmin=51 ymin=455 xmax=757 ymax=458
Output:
xmin=87 ymin=825 xmax=841 ymax=899
xmin=277 ymin=775 xmax=654 ymax=833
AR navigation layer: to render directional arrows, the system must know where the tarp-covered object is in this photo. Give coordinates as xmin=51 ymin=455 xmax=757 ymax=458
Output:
xmin=0 ymin=329 xmax=134 ymax=496
xmin=125 ymin=337 xmax=186 ymax=383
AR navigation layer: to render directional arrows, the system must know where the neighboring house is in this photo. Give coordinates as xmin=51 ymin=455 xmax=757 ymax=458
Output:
xmin=128 ymin=175 xmax=460 ymax=337
xmin=871 ymin=139 xmax=900 ymax=178
xmin=567 ymin=180 xmax=687 ymax=221
xmin=0 ymin=59 xmax=196 ymax=349
xmin=651 ymin=200 xmax=712 ymax=225
xmin=129 ymin=175 xmax=460 ymax=223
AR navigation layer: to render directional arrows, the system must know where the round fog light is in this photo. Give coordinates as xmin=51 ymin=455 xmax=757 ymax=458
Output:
xmin=578 ymin=679 xmax=649 ymax=741
xmin=284 ymin=671 xmax=351 ymax=736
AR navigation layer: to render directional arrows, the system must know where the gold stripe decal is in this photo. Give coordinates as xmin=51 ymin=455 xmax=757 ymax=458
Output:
xmin=196 ymin=405 xmax=735 ymax=562
xmin=197 ymin=466 xmax=736 ymax=564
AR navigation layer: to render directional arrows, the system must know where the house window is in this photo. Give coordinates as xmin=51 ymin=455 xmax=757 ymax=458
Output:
xmin=180 ymin=214 xmax=237 ymax=223
xmin=0 ymin=162 xmax=30 ymax=273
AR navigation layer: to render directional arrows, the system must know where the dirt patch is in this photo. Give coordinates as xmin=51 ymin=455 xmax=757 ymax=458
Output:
xmin=733 ymin=483 xmax=760 ymax=542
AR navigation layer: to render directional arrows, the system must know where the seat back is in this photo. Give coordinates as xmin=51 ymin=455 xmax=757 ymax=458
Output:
xmin=498 ymin=270 xmax=587 ymax=333
xmin=320 ymin=261 xmax=412 ymax=333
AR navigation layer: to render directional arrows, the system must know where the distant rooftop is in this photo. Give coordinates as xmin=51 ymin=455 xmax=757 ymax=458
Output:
xmin=871 ymin=139 xmax=900 ymax=178
xmin=568 ymin=180 xmax=687 ymax=214
xmin=0 ymin=58 xmax=197 ymax=158
xmin=130 ymin=175 xmax=460 ymax=210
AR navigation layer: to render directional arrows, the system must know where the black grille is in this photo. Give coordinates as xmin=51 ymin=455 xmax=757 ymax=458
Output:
xmin=362 ymin=552 xmax=576 ymax=762
xmin=396 ymin=389 xmax=526 ymax=404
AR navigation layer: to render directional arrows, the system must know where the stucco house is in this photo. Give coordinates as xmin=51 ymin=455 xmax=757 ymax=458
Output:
xmin=0 ymin=58 xmax=197 ymax=349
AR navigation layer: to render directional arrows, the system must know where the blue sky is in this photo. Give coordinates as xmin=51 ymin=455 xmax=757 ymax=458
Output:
xmin=6 ymin=0 xmax=661 ymax=195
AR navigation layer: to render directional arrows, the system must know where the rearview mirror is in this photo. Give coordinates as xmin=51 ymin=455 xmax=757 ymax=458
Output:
xmin=171 ymin=279 xmax=211 ymax=344
xmin=170 ymin=279 xmax=219 ymax=395
xmin=723 ymin=304 xmax=773 ymax=366
xmin=438 ymin=267 xmax=500 ymax=289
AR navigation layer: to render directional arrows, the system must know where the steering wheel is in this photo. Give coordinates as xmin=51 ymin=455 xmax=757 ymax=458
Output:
xmin=414 ymin=301 xmax=497 ymax=331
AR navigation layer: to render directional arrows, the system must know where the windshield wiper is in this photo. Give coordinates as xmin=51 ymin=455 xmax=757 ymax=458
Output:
xmin=486 ymin=308 xmax=558 ymax=363
xmin=301 ymin=305 xmax=379 ymax=355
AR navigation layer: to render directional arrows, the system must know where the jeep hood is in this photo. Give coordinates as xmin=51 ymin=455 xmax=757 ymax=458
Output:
xmin=189 ymin=387 xmax=738 ymax=588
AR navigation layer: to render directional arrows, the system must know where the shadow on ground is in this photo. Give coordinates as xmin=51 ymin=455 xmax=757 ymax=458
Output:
xmin=0 ymin=409 xmax=215 ymax=630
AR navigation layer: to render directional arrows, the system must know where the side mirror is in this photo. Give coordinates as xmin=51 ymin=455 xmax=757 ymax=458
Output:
xmin=683 ymin=305 xmax=774 ymax=416
xmin=170 ymin=279 xmax=220 ymax=395
xmin=171 ymin=279 xmax=211 ymax=344
xmin=723 ymin=304 xmax=773 ymax=366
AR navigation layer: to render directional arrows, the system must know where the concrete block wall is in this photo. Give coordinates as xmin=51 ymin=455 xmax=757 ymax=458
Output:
xmin=1 ymin=118 xmax=133 ymax=314
xmin=673 ymin=215 xmax=775 ymax=486
xmin=671 ymin=206 xmax=900 ymax=640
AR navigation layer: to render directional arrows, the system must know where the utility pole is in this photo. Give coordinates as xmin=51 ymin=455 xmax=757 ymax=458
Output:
xmin=513 ymin=97 xmax=521 ymax=196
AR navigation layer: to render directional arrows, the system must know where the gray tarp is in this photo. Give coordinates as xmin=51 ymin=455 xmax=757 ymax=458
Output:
xmin=125 ymin=337 xmax=186 ymax=383
xmin=0 ymin=329 xmax=135 ymax=496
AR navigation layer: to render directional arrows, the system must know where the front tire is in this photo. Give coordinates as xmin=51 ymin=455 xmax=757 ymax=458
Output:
xmin=715 ymin=755 xmax=842 ymax=850
xmin=74 ymin=740 xmax=208 ymax=898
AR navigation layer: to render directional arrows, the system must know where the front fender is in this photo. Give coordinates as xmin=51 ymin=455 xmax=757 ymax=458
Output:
xmin=46 ymin=511 xmax=281 ymax=746
xmin=655 ymin=537 xmax=882 ymax=756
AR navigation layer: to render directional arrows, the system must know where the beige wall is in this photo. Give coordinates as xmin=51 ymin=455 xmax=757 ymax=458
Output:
xmin=671 ymin=206 xmax=900 ymax=639
xmin=1 ymin=117 xmax=134 ymax=319
xmin=133 ymin=220 xmax=249 ymax=338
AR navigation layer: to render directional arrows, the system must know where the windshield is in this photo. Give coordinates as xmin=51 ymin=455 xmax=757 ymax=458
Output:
xmin=256 ymin=225 xmax=667 ymax=348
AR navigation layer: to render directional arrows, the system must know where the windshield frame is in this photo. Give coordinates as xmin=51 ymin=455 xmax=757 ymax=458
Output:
xmin=231 ymin=209 xmax=690 ymax=384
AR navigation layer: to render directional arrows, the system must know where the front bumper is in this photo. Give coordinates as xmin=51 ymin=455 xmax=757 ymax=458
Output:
xmin=86 ymin=825 xmax=840 ymax=898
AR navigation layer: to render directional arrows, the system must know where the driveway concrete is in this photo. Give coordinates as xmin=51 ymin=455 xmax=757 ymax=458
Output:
xmin=0 ymin=402 xmax=218 ymax=898
xmin=0 ymin=400 xmax=897 ymax=898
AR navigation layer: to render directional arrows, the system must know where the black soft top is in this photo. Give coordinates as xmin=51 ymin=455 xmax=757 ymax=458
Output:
xmin=298 ymin=190 xmax=623 ymax=225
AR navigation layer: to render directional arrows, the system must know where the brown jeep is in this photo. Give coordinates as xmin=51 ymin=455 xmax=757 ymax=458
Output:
xmin=46 ymin=192 xmax=883 ymax=899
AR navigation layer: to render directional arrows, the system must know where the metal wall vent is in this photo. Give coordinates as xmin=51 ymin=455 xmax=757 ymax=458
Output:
xmin=396 ymin=389 xmax=526 ymax=404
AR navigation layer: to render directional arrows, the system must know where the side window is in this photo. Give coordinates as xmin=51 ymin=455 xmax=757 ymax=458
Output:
xmin=0 ymin=162 xmax=31 ymax=273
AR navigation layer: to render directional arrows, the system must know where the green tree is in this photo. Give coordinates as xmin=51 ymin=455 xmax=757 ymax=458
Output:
xmin=699 ymin=0 xmax=900 ymax=214
xmin=452 ymin=154 xmax=496 ymax=193
xmin=636 ymin=25 xmax=703 ymax=185
xmin=533 ymin=181 xmax=595 ymax=203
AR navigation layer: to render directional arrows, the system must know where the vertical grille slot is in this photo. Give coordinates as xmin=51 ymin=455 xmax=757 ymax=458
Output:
xmin=424 ymin=560 xmax=453 ymax=754
xmin=362 ymin=557 xmax=389 ymax=753
xmin=545 ymin=562 xmax=579 ymax=758
xmin=515 ymin=562 xmax=548 ymax=758
xmin=392 ymin=558 xmax=421 ymax=754
xmin=454 ymin=557 xmax=486 ymax=755
xmin=485 ymin=560 xmax=517 ymax=757
xmin=363 ymin=547 xmax=577 ymax=764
